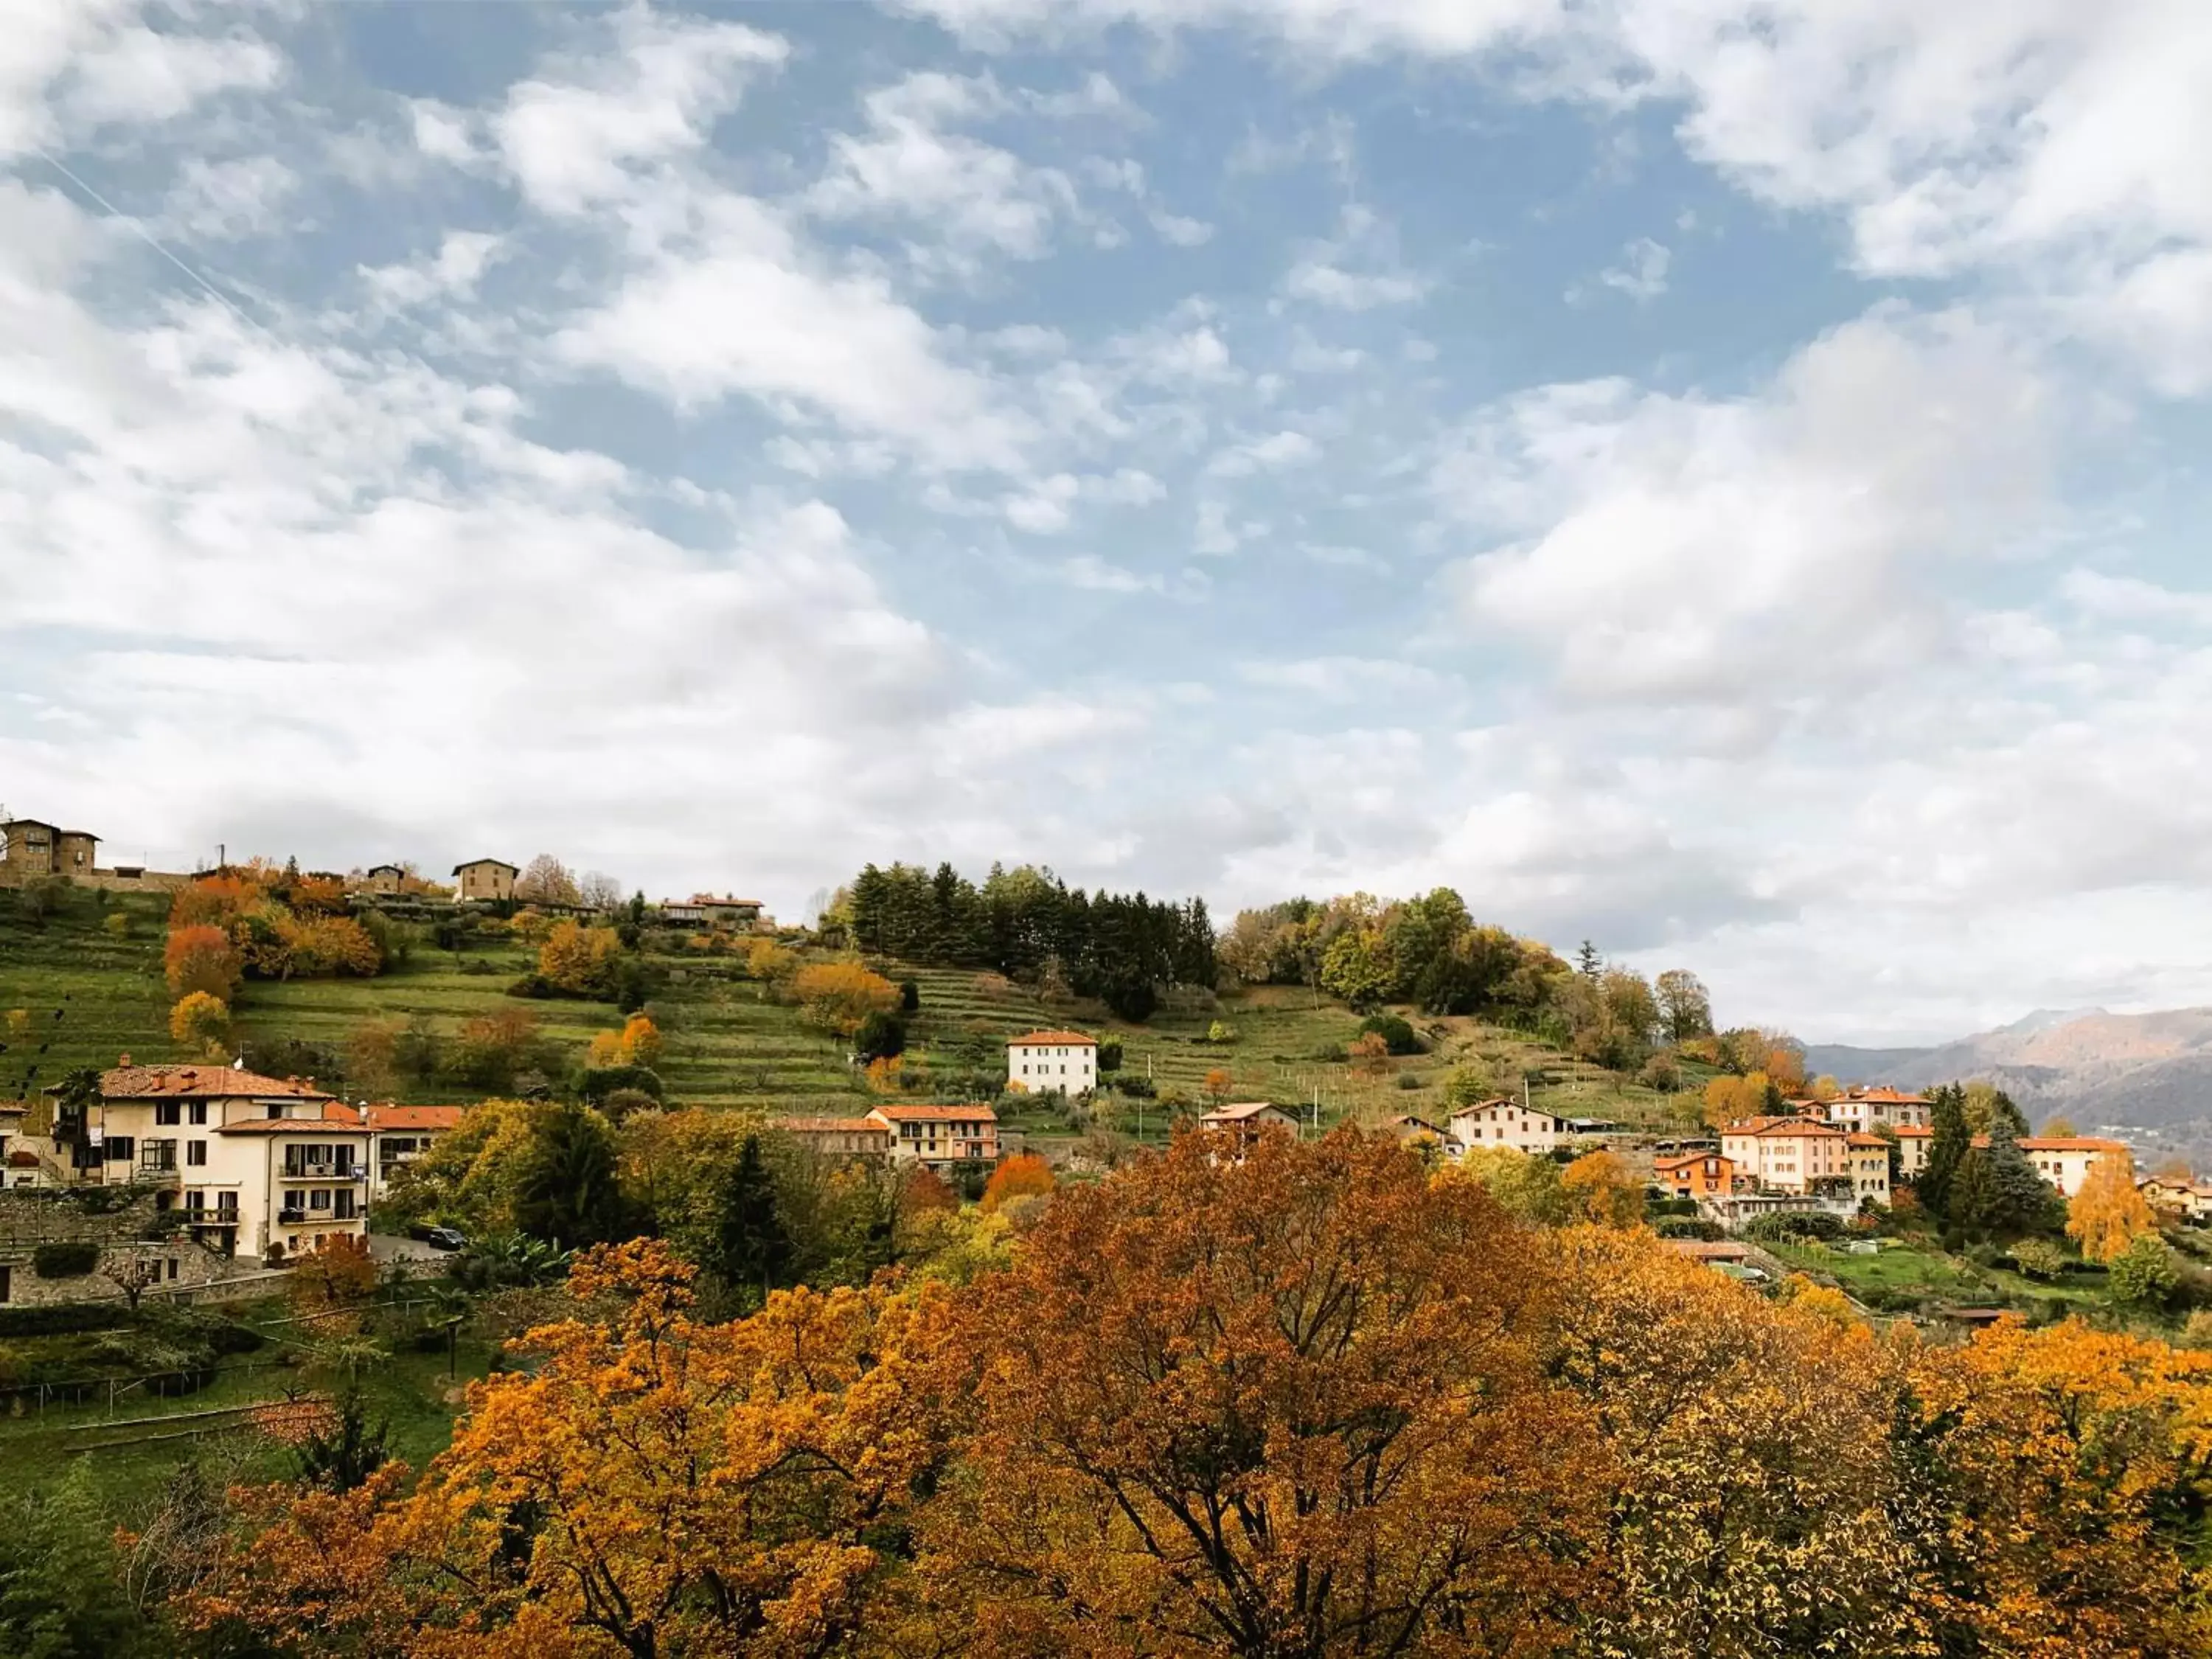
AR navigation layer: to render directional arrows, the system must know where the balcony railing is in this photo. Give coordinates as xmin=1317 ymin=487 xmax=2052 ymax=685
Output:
xmin=281 ymin=1162 xmax=361 ymax=1180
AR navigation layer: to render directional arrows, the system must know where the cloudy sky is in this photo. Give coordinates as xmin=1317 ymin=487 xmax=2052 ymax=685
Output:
xmin=4 ymin=1 xmax=2212 ymax=1043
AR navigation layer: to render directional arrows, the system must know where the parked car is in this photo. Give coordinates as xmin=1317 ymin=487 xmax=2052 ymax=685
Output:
xmin=409 ymin=1225 xmax=467 ymax=1252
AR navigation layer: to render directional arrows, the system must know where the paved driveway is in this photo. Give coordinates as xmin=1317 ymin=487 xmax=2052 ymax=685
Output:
xmin=367 ymin=1231 xmax=446 ymax=1264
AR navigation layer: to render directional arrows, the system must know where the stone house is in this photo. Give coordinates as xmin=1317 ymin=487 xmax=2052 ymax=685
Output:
xmin=0 ymin=818 xmax=98 ymax=881
xmin=452 ymin=858 xmax=518 ymax=902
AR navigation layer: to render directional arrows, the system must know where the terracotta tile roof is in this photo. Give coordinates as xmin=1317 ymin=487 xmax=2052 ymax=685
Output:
xmin=1668 ymin=1240 xmax=1750 ymax=1262
xmin=1843 ymin=1086 xmax=1930 ymax=1105
xmin=1445 ymin=1097 xmax=1526 ymax=1116
xmin=2014 ymin=1136 xmax=2127 ymax=1153
xmin=774 ymin=1116 xmax=889 ymax=1135
xmin=1200 ymin=1102 xmax=1293 ymax=1124
xmin=92 ymin=1065 xmax=334 ymax=1102
xmin=364 ymin=1104 xmax=467 ymax=1132
xmin=1893 ymin=1124 xmax=1933 ymax=1138
xmin=868 ymin=1105 xmax=998 ymax=1123
xmin=1653 ymin=1152 xmax=1731 ymax=1172
xmin=1006 ymin=1030 xmax=1097 ymax=1047
xmin=451 ymin=858 xmax=518 ymax=874
xmin=1846 ymin=1133 xmax=1893 ymax=1149
xmin=1723 ymin=1116 xmax=1847 ymax=1138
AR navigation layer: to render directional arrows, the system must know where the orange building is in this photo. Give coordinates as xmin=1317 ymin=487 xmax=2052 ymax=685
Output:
xmin=1652 ymin=1150 xmax=1742 ymax=1200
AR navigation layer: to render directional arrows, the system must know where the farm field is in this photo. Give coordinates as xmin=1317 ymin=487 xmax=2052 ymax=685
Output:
xmin=1 ymin=883 xmax=1691 ymax=1146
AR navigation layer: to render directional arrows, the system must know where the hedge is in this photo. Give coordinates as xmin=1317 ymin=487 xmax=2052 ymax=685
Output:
xmin=32 ymin=1241 xmax=100 ymax=1279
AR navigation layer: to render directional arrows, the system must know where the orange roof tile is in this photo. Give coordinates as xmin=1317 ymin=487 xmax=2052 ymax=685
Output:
xmin=1722 ymin=1116 xmax=1848 ymax=1138
xmin=1006 ymin=1030 xmax=1097 ymax=1047
xmin=91 ymin=1065 xmax=333 ymax=1102
xmin=1653 ymin=1152 xmax=1732 ymax=1172
xmin=1893 ymin=1124 xmax=1933 ymax=1138
xmin=869 ymin=1104 xmax=998 ymax=1123
xmin=1846 ymin=1133 xmax=1892 ymax=1149
xmin=364 ymin=1104 xmax=467 ymax=1133
xmin=2013 ymin=1136 xmax=2128 ymax=1152
xmin=1200 ymin=1102 xmax=1295 ymax=1124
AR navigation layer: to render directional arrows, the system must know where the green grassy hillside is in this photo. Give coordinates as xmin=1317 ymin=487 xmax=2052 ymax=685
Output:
xmin=1 ymin=885 xmax=1699 ymax=1144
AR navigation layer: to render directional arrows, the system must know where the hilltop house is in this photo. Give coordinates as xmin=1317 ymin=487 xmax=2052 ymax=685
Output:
xmin=452 ymin=858 xmax=518 ymax=902
xmin=1822 ymin=1087 xmax=1933 ymax=1132
xmin=1446 ymin=1099 xmax=1562 ymax=1156
xmin=866 ymin=1104 xmax=998 ymax=1169
xmin=362 ymin=863 xmax=407 ymax=895
xmin=661 ymin=894 xmax=767 ymax=928
xmin=42 ymin=1061 xmax=369 ymax=1262
xmin=1719 ymin=1116 xmax=1854 ymax=1195
xmin=0 ymin=818 xmax=98 ymax=880
xmin=1007 ymin=1030 xmax=1096 ymax=1096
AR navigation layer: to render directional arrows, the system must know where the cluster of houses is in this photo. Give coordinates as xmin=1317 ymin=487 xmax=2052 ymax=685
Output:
xmin=0 ymin=1057 xmax=467 ymax=1304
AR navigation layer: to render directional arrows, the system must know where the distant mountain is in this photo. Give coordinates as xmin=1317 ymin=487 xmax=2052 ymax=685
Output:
xmin=1805 ymin=1006 xmax=2212 ymax=1160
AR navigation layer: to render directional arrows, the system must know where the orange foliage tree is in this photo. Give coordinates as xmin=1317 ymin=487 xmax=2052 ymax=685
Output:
xmin=2066 ymin=1150 xmax=2157 ymax=1263
xmin=289 ymin=1234 xmax=380 ymax=1312
xmin=164 ymin=924 xmax=243 ymax=1000
xmin=538 ymin=919 xmax=623 ymax=996
xmin=185 ymin=1241 xmax=965 ymax=1657
xmin=978 ymin=1152 xmax=1053 ymax=1213
xmin=1200 ymin=1065 xmax=1234 ymax=1106
xmin=792 ymin=961 xmax=900 ymax=1037
xmin=1702 ymin=1069 xmax=1779 ymax=1130
xmin=919 ymin=1130 xmax=1609 ymax=1655
xmin=1562 ymin=1149 xmax=1645 ymax=1228
xmin=586 ymin=1013 xmax=662 ymax=1070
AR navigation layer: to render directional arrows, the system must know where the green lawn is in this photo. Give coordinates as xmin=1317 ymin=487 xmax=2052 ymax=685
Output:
xmin=1767 ymin=1239 xmax=1997 ymax=1301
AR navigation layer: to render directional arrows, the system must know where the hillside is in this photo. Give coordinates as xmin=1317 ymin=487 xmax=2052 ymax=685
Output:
xmin=0 ymin=886 xmax=1692 ymax=1144
xmin=1809 ymin=1004 xmax=2212 ymax=1163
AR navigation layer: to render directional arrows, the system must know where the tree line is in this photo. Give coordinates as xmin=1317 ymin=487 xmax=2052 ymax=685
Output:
xmin=32 ymin=1128 xmax=2212 ymax=1658
xmin=838 ymin=862 xmax=1215 ymax=1018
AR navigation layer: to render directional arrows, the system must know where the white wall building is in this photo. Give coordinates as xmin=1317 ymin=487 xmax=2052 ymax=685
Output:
xmin=45 ymin=1062 xmax=371 ymax=1262
xmin=1007 ymin=1030 xmax=1097 ymax=1096
xmin=1821 ymin=1087 xmax=1933 ymax=1132
xmin=1446 ymin=1099 xmax=1561 ymax=1156
xmin=1719 ymin=1116 xmax=1853 ymax=1194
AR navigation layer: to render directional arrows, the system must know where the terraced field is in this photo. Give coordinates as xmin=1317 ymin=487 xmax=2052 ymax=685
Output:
xmin=3 ymin=884 xmax=1695 ymax=1140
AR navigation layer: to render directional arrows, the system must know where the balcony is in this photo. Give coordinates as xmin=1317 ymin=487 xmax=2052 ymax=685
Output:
xmin=281 ymin=1162 xmax=360 ymax=1180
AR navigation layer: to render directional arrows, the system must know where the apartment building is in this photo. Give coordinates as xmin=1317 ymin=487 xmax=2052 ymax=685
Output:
xmin=866 ymin=1104 xmax=998 ymax=1168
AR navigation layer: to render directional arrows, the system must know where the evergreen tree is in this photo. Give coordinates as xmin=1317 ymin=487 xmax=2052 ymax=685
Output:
xmin=1965 ymin=1121 xmax=2061 ymax=1238
xmin=514 ymin=1102 xmax=627 ymax=1248
xmin=1576 ymin=940 xmax=1602 ymax=980
xmin=1920 ymin=1083 xmax=1969 ymax=1220
xmin=709 ymin=1136 xmax=790 ymax=1305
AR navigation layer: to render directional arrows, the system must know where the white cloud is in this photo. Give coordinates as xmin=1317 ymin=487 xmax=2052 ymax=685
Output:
xmin=1441 ymin=309 xmax=2053 ymax=704
xmin=490 ymin=8 xmax=787 ymax=215
xmin=1283 ymin=260 xmax=1428 ymax=310
xmin=1150 ymin=209 xmax=1215 ymax=246
xmin=358 ymin=231 xmax=506 ymax=310
xmin=1237 ymin=656 xmax=1455 ymax=700
xmin=806 ymin=71 xmax=1079 ymax=271
xmin=1206 ymin=428 xmax=1319 ymax=476
xmin=158 ymin=155 xmax=297 ymax=241
xmin=1593 ymin=234 xmax=1669 ymax=302
xmin=0 ymin=1 xmax=282 ymax=158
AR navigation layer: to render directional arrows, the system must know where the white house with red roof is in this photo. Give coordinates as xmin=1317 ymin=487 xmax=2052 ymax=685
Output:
xmin=1006 ymin=1029 xmax=1096 ymax=1096
xmin=1719 ymin=1115 xmax=1854 ymax=1194
xmin=1820 ymin=1086 xmax=1933 ymax=1132
xmin=360 ymin=1102 xmax=467 ymax=1200
xmin=46 ymin=1060 xmax=370 ymax=1261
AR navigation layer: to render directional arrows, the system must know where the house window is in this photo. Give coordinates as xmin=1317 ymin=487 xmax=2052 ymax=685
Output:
xmin=310 ymin=1189 xmax=333 ymax=1212
xmin=187 ymin=1141 xmax=206 ymax=1166
xmin=156 ymin=1102 xmax=181 ymax=1126
xmin=189 ymin=1103 xmax=206 ymax=1126
xmin=105 ymin=1135 xmax=136 ymax=1162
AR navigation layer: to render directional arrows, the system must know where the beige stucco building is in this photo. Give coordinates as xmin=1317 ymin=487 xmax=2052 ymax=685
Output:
xmin=44 ymin=1062 xmax=370 ymax=1262
xmin=867 ymin=1105 xmax=998 ymax=1167
xmin=1720 ymin=1116 xmax=1854 ymax=1194
xmin=1447 ymin=1099 xmax=1562 ymax=1155
xmin=773 ymin=1116 xmax=895 ymax=1158
xmin=452 ymin=858 xmax=518 ymax=901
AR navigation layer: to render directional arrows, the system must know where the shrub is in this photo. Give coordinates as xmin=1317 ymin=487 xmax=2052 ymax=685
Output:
xmin=2110 ymin=1235 xmax=2180 ymax=1309
xmin=1742 ymin=1211 xmax=1844 ymax=1242
xmin=855 ymin=1011 xmax=907 ymax=1062
xmin=1112 ymin=1074 xmax=1155 ymax=1099
xmin=1358 ymin=1014 xmax=1420 ymax=1056
xmin=577 ymin=1064 xmax=663 ymax=1104
xmin=32 ymin=1242 xmax=99 ymax=1279
xmin=900 ymin=978 xmax=921 ymax=1013
xmin=1395 ymin=1074 xmax=1425 ymax=1091
xmin=2011 ymin=1237 xmax=2070 ymax=1281
xmin=1096 ymin=1038 xmax=1124 ymax=1072
xmin=1655 ymin=1217 xmax=1724 ymax=1241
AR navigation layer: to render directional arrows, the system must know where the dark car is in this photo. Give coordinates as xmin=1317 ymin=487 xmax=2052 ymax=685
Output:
xmin=420 ymin=1226 xmax=467 ymax=1252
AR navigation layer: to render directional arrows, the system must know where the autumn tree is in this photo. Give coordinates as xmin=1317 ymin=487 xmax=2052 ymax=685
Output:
xmin=1702 ymin=1069 xmax=1781 ymax=1130
xmin=164 ymin=924 xmax=241 ymax=1000
xmin=1562 ymin=1148 xmax=1645 ymax=1228
xmin=979 ymin=1152 xmax=1054 ymax=1213
xmin=1349 ymin=1029 xmax=1391 ymax=1074
xmin=792 ymin=961 xmax=900 ymax=1037
xmin=537 ymin=919 xmax=623 ymax=997
xmin=1654 ymin=967 xmax=1714 ymax=1041
xmin=513 ymin=853 xmax=580 ymax=905
xmin=2066 ymin=1150 xmax=2157 ymax=1263
xmin=587 ymin=1012 xmax=662 ymax=1070
xmin=189 ymin=1242 xmax=966 ymax=1658
xmin=1457 ymin=1145 xmax=1568 ymax=1225
xmin=1200 ymin=1065 xmax=1234 ymax=1106
xmin=919 ymin=1129 xmax=1608 ymax=1656
xmin=169 ymin=991 xmax=231 ymax=1057
xmin=290 ymin=1234 xmax=379 ymax=1313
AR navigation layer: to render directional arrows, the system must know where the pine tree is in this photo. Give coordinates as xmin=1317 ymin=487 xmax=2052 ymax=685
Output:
xmin=1920 ymin=1083 xmax=1969 ymax=1220
xmin=709 ymin=1136 xmax=790 ymax=1306
xmin=1970 ymin=1120 xmax=2060 ymax=1238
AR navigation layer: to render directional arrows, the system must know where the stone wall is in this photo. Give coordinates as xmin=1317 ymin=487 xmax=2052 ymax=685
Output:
xmin=0 ymin=1190 xmax=241 ymax=1307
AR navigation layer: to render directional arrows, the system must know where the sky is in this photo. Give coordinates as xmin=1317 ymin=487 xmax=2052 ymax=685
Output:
xmin=4 ymin=1 xmax=2212 ymax=1044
